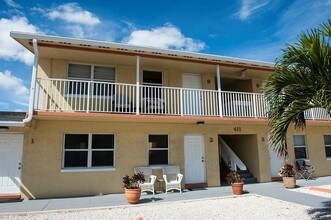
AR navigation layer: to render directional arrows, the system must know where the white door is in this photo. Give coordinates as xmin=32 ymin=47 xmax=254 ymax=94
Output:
xmin=0 ymin=133 xmax=23 ymax=194
xmin=184 ymin=134 xmax=206 ymax=183
xmin=269 ymin=147 xmax=284 ymax=177
xmin=182 ymin=73 xmax=203 ymax=115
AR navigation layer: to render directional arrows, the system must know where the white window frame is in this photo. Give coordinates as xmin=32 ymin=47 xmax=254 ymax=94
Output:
xmin=293 ymin=134 xmax=308 ymax=160
xmin=62 ymin=133 xmax=116 ymax=172
xmin=147 ymin=134 xmax=169 ymax=166
xmin=324 ymin=135 xmax=331 ymax=159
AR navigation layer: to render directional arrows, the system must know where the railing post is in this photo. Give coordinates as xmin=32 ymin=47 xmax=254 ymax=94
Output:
xmin=136 ymin=56 xmax=140 ymax=115
xmin=253 ymin=93 xmax=257 ymax=118
xmin=180 ymin=88 xmax=184 ymax=116
xmin=216 ymin=65 xmax=223 ymax=117
xmin=87 ymin=81 xmax=90 ymax=113
xmin=311 ymin=108 xmax=315 ymax=120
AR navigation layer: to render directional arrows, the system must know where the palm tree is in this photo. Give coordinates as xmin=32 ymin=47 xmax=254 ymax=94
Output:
xmin=263 ymin=19 xmax=331 ymax=157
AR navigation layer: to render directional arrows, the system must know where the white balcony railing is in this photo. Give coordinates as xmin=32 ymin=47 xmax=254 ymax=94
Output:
xmin=34 ymin=78 xmax=330 ymax=120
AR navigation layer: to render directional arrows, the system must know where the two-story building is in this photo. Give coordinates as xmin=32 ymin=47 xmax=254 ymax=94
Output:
xmin=0 ymin=31 xmax=330 ymax=199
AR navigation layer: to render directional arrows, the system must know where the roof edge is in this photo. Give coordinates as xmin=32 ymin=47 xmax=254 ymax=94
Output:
xmin=10 ymin=31 xmax=275 ymax=68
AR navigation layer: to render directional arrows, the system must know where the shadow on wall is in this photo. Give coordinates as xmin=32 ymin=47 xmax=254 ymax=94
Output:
xmin=308 ymin=200 xmax=331 ymax=219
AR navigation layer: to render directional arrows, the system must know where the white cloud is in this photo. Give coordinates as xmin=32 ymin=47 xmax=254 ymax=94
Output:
xmin=0 ymin=70 xmax=29 ymax=96
xmin=125 ymin=24 xmax=206 ymax=52
xmin=236 ymin=0 xmax=270 ymax=20
xmin=46 ymin=3 xmax=100 ymax=26
xmin=4 ymin=0 xmax=21 ymax=8
xmin=0 ymin=16 xmax=41 ymax=65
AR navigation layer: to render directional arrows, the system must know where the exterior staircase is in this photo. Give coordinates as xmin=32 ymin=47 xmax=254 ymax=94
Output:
xmin=237 ymin=170 xmax=257 ymax=184
xmin=219 ymin=136 xmax=257 ymax=184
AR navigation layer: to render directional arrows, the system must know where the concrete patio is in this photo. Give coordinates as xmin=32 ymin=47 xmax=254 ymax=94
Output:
xmin=0 ymin=176 xmax=330 ymax=215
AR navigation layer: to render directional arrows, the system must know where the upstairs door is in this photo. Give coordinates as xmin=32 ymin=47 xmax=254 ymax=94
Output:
xmin=182 ymin=73 xmax=203 ymax=115
xmin=0 ymin=133 xmax=23 ymax=194
xmin=184 ymin=134 xmax=206 ymax=184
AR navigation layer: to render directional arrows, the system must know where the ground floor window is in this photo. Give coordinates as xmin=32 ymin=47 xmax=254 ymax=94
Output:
xmin=293 ymin=135 xmax=308 ymax=159
xmin=324 ymin=135 xmax=331 ymax=158
xmin=63 ymin=134 xmax=115 ymax=168
xmin=148 ymin=134 xmax=168 ymax=165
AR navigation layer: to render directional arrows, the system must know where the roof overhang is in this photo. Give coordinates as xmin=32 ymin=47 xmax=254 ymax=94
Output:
xmin=10 ymin=31 xmax=275 ymax=71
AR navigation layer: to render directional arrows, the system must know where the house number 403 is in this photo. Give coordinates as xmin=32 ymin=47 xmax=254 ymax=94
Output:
xmin=234 ymin=127 xmax=242 ymax=132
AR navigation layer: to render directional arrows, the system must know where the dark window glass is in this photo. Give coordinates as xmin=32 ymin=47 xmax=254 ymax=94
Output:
xmin=149 ymin=135 xmax=168 ymax=148
xmin=64 ymin=151 xmax=88 ymax=167
xmin=149 ymin=150 xmax=168 ymax=165
xmin=94 ymin=66 xmax=115 ymax=81
xmin=324 ymin=135 xmax=331 ymax=145
xmin=92 ymin=134 xmax=114 ymax=149
xmin=325 ymin=147 xmax=331 ymax=158
xmin=294 ymin=135 xmax=305 ymax=146
xmin=64 ymin=134 xmax=88 ymax=149
xmin=92 ymin=151 xmax=114 ymax=166
xmin=295 ymin=147 xmax=307 ymax=159
xmin=68 ymin=64 xmax=91 ymax=79
xmin=143 ymin=70 xmax=162 ymax=85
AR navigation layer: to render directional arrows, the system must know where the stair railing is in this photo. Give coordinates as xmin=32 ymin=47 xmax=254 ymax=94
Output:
xmin=219 ymin=136 xmax=247 ymax=171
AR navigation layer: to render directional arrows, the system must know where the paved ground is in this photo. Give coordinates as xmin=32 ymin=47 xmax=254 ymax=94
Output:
xmin=0 ymin=176 xmax=330 ymax=218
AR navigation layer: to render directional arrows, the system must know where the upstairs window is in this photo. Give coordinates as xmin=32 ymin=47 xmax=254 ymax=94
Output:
xmin=143 ymin=70 xmax=162 ymax=86
xmin=67 ymin=64 xmax=115 ymax=95
xmin=148 ymin=134 xmax=168 ymax=165
xmin=324 ymin=135 xmax=331 ymax=158
xmin=293 ymin=135 xmax=308 ymax=159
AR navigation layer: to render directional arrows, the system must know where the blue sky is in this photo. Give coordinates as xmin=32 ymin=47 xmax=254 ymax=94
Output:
xmin=0 ymin=0 xmax=330 ymax=111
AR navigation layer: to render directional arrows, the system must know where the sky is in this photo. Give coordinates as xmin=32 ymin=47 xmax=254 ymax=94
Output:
xmin=0 ymin=0 xmax=330 ymax=111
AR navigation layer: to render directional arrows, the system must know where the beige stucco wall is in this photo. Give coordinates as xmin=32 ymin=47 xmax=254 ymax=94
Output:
xmin=3 ymin=118 xmax=326 ymax=199
xmin=20 ymin=120 xmax=222 ymax=199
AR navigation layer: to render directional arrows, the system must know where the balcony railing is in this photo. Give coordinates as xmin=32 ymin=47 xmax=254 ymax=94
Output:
xmin=34 ymin=78 xmax=330 ymax=120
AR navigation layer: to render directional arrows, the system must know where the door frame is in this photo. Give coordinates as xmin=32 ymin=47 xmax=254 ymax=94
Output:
xmin=184 ymin=134 xmax=206 ymax=184
xmin=0 ymin=132 xmax=24 ymax=195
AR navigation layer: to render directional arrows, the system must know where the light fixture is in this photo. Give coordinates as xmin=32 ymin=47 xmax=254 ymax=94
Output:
xmin=197 ymin=121 xmax=205 ymax=126
xmin=236 ymin=69 xmax=247 ymax=79
xmin=0 ymin=126 xmax=9 ymax=132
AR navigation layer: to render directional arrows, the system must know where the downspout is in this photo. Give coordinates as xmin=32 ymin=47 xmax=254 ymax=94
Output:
xmin=23 ymin=39 xmax=38 ymax=124
xmin=0 ymin=39 xmax=38 ymax=127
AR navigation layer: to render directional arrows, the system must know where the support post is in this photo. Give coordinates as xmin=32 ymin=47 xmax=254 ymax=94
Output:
xmin=216 ymin=65 xmax=223 ymax=117
xmin=136 ymin=56 xmax=140 ymax=115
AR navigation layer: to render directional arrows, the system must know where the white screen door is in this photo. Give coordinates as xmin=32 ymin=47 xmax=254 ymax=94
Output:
xmin=269 ymin=147 xmax=284 ymax=178
xmin=184 ymin=134 xmax=206 ymax=184
xmin=182 ymin=73 xmax=203 ymax=115
xmin=0 ymin=133 xmax=23 ymax=194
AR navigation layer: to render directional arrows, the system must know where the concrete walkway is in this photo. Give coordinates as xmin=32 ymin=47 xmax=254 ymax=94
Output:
xmin=0 ymin=176 xmax=331 ymax=214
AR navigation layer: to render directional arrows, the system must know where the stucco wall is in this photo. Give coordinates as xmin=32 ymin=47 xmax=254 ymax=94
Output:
xmin=20 ymin=120 xmax=221 ymax=198
xmin=7 ymin=119 xmax=329 ymax=199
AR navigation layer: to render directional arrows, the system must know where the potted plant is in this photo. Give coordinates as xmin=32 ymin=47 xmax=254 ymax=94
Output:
xmin=278 ymin=164 xmax=296 ymax=188
xmin=122 ymin=172 xmax=145 ymax=204
xmin=226 ymin=170 xmax=245 ymax=195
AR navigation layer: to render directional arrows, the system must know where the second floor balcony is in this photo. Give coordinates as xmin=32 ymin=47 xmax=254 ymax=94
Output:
xmin=34 ymin=78 xmax=330 ymax=121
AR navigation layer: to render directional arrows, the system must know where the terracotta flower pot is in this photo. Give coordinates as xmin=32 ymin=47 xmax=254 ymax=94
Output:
xmin=124 ymin=188 xmax=142 ymax=204
xmin=231 ymin=182 xmax=244 ymax=195
xmin=283 ymin=177 xmax=296 ymax=188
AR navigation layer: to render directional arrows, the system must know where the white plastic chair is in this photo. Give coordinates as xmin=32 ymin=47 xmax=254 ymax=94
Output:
xmin=162 ymin=166 xmax=183 ymax=193
xmin=134 ymin=167 xmax=157 ymax=195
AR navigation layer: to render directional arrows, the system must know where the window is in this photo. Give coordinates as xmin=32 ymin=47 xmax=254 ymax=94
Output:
xmin=293 ymin=135 xmax=308 ymax=159
xmin=67 ymin=64 xmax=116 ymax=96
xmin=148 ymin=135 xmax=168 ymax=165
xmin=142 ymin=70 xmax=163 ymax=98
xmin=63 ymin=134 xmax=115 ymax=168
xmin=324 ymin=135 xmax=331 ymax=158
